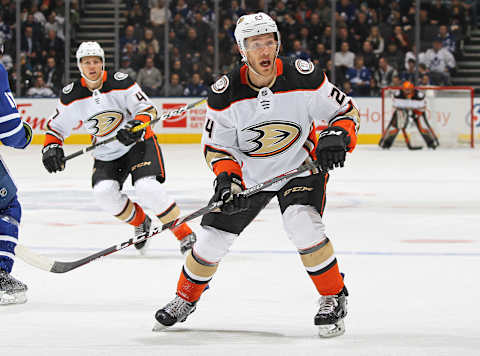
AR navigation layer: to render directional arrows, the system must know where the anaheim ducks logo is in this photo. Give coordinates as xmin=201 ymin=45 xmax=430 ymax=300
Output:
xmin=85 ymin=111 xmax=124 ymax=137
xmin=241 ymin=121 xmax=301 ymax=157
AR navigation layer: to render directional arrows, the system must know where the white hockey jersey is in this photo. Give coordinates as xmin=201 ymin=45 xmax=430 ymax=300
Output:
xmin=393 ymin=89 xmax=426 ymax=111
xmin=45 ymin=71 xmax=156 ymax=161
xmin=203 ymin=57 xmax=360 ymax=190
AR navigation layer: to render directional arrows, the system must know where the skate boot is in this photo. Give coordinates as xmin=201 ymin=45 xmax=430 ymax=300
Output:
xmin=179 ymin=232 xmax=196 ymax=255
xmin=0 ymin=269 xmax=28 ymax=305
xmin=152 ymin=295 xmax=197 ymax=331
xmin=314 ymin=286 xmax=348 ymax=338
xmin=134 ymin=215 xmax=151 ymax=253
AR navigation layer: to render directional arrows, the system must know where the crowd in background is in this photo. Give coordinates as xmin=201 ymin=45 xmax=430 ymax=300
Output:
xmin=0 ymin=0 xmax=476 ymax=97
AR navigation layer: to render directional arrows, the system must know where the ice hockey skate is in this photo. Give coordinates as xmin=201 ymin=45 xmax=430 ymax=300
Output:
xmin=314 ymin=286 xmax=348 ymax=338
xmin=0 ymin=269 xmax=27 ymax=305
xmin=134 ymin=215 xmax=151 ymax=254
xmin=152 ymin=295 xmax=197 ymax=332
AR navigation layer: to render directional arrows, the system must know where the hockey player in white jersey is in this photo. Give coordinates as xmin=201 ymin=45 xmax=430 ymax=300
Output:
xmin=153 ymin=13 xmax=359 ymax=337
xmin=41 ymin=42 xmax=196 ymax=254
xmin=0 ymin=40 xmax=33 ymax=304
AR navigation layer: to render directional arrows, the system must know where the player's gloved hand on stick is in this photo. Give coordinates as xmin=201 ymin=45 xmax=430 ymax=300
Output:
xmin=42 ymin=144 xmax=65 ymax=173
xmin=212 ymin=172 xmax=249 ymax=215
xmin=315 ymin=126 xmax=350 ymax=171
xmin=116 ymin=120 xmax=145 ymax=146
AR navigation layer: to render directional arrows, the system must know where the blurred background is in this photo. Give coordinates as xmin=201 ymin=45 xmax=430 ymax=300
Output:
xmin=0 ymin=0 xmax=478 ymax=98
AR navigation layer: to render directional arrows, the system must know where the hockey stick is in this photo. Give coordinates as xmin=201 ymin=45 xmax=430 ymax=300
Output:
xmin=62 ymin=98 xmax=207 ymax=162
xmin=402 ymin=128 xmax=422 ymax=150
xmin=15 ymin=161 xmax=321 ymax=273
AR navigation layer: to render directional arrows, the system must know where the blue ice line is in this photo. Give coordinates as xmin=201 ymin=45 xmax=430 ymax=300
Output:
xmin=20 ymin=246 xmax=480 ymax=257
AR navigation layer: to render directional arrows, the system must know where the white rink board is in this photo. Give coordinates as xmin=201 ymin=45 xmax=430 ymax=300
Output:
xmin=1 ymin=144 xmax=480 ymax=356
xmin=15 ymin=96 xmax=480 ymax=138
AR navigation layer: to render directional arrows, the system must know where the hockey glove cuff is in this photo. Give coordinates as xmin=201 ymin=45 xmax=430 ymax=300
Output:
xmin=42 ymin=143 xmax=65 ymax=173
xmin=21 ymin=121 xmax=33 ymax=149
xmin=212 ymin=172 xmax=248 ymax=215
xmin=116 ymin=120 xmax=146 ymax=146
xmin=315 ymin=126 xmax=350 ymax=171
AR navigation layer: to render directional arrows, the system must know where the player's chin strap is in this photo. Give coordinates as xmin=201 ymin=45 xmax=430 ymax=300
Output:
xmin=61 ymin=97 xmax=207 ymax=162
xmin=15 ymin=161 xmax=325 ymax=273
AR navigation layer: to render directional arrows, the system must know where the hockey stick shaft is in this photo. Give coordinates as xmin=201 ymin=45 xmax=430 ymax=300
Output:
xmin=63 ymin=98 xmax=206 ymax=162
xmin=16 ymin=162 xmax=321 ymax=273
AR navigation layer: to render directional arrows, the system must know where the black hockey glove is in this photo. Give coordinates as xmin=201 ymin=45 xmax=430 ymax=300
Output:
xmin=212 ymin=172 xmax=249 ymax=215
xmin=42 ymin=144 xmax=65 ymax=173
xmin=315 ymin=126 xmax=350 ymax=171
xmin=116 ymin=120 xmax=145 ymax=146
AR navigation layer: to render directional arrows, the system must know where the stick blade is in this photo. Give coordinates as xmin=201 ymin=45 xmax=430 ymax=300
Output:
xmin=15 ymin=244 xmax=55 ymax=272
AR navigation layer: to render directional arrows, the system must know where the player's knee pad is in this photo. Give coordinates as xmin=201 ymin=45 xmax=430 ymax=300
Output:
xmin=193 ymin=226 xmax=237 ymax=263
xmin=282 ymin=205 xmax=326 ymax=250
xmin=134 ymin=176 xmax=175 ymax=213
xmin=92 ymin=180 xmax=127 ymax=215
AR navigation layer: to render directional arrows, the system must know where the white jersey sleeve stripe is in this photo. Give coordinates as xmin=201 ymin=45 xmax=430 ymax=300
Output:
xmin=0 ymin=112 xmax=20 ymax=123
xmin=0 ymin=235 xmax=18 ymax=244
xmin=0 ymin=121 xmax=23 ymax=138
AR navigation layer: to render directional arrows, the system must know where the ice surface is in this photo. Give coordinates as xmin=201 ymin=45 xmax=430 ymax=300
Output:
xmin=1 ymin=144 xmax=480 ymax=356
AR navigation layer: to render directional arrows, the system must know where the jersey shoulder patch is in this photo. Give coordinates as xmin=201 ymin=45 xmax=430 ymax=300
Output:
xmin=294 ymin=59 xmax=315 ymax=75
xmin=211 ymin=75 xmax=229 ymax=94
xmin=114 ymin=72 xmax=129 ymax=81
xmin=62 ymin=82 xmax=74 ymax=94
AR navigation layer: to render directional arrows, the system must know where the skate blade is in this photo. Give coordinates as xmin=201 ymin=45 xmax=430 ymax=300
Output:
xmin=0 ymin=291 xmax=27 ymax=305
xmin=135 ymin=239 xmax=151 ymax=256
xmin=318 ymin=319 xmax=345 ymax=338
xmin=152 ymin=321 xmax=170 ymax=332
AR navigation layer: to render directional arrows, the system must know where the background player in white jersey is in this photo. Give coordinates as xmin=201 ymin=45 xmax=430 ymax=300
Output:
xmin=0 ymin=40 xmax=33 ymax=304
xmin=379 ymin=81 xmax=439 ymax=149
xmin=153 ymin=13 xmax=359 ymax=338
xmin=41 ymin=42 xmax=195 ymax=254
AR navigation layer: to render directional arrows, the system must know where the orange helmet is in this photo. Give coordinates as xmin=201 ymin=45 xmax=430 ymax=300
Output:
xmin=402 ymin=81 xmax=414 ymax=90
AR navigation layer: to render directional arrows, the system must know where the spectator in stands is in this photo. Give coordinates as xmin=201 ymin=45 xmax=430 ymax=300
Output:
xmin=0 ymin=45 xmax=12 ymax=71
xmin=136 ymin=56 xmax=162 ymax=97
xmin=336 ymin=0 xmax=356 ymax=24
xmin=126 ymin=2 xmax=146 ymax=27
xmin=422 ymin=39 xmax=456 ymax=85
xmin=21 ymin=26 xmax=41 ymax=67
xmin=391 ymin=25 xmax=410 ymax=53
xmin=294 ymin=0 xmax=311 ymax=24
xmin=316 ymin=0 xmax=332 ymax=26
xmin=419 ymin=74 xmax=432 ymax=86
xmin=436 ymin=25 xmax=456 ymax=54
xmin=429 ymin=0 xmax=449 ymax=25
xmin=138 ymin=28 xmax=159 ymax=55
xmin=171 ymin=14 xmax=187 ymax=42
xmin=384 ymin=42 xmax=404 ymax=71
xmin=42 ymin=29 xmax=64 ymax=66
xmin=183 ymin=73 xmax=207 ymax=97
xmin=369 ymin=77 xmax=381 ymax=97
xmin=44 ymin=11 xmax=64 ymax=40
xmin=351 ymin=11 xmax=370 ymax=44
xmin=172 ymin=0 xmax=191 ymax=20
xmin=336 ymin=26 xmax=357 ymax=53
xmin=120 ymin=25 xmax=138 ymax=52
xmin=150 ymin=0 xmax=169 ymax=38
xmin=400 ymin=58 xmax=416 ymax=84
xmin=288 ymin=39 xmax=310 ymax=61
xmin=43 ymin=56 xmax=63 ymax=95
xmin=26 ymin=76 xmax=55 ymax=98
xmin=334 ymin=41 xmax=354 ymax=75
xmin=345 ymin=55 xmax=371 ymax=96
xmin=171 ymin=59 xmax=187 ymax=86
xmin=367 ymin=25 xmax=384 ymax=56
xmin=183 ymin=27 xmax=202 ymax=55
xmin=122 ymin=42 xmax=143 ymax=71
xmin=418 ymin=63 xmax=430 ymax=83
xmin=199 ymin=0 xmax=215 ymax=24
xmin=374 ymin=57 xmax=398 ymax=88
xmin=342 ymin=80 xmax=356 ymax=97
xmin=23 ymin=13 xmax=43 ymax=43
xmin=227 ymin=0 xmax=245 ymax=23
xmin=391 ymin=74 xmax=402 ymax=87
xmin=311 ymin=43 xmax=328 ymax=70
xmin=360 ymin=40 xmax=377 ymax=72
xmin=0 ymin=15 xmax=11 ymax=44
xmin=31 ymin=4 xmax=46 ymax=27
xmin=307 ymin=12 xmax=323 ymax=45
xmin=191 ymin=12 xmax=211 ymax=44
xmin=162 ymin=73 xmax=184 ymax=97
xmin=119 ymin=56 xmax=137 ymax=81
